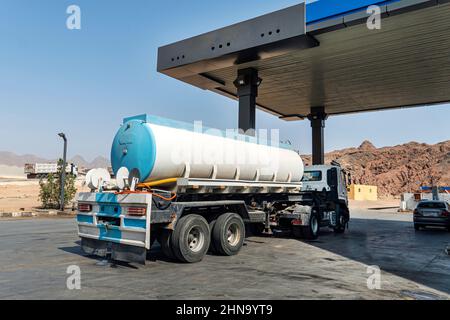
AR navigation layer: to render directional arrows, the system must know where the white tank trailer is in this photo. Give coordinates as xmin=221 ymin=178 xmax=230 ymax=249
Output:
xmin=111 ymin=114 xmax=304 ymax=184
xmin=77 ymin=114 xmax=349 ymax=264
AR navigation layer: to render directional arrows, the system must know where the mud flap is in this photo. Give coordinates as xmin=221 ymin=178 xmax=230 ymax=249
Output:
xmin=81 ymin=238 xmax=147 ymax=265
xmin=111 ymin=242 xmax=147 ymax=265
xmin=81 ymin=238 xmax=109 ymax=258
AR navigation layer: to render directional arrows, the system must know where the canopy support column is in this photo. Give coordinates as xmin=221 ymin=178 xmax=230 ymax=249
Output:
xmin=234 ymin=68 xmax=261 ymax=135
xmin=308 ymin=107 xmax=328 ymax=165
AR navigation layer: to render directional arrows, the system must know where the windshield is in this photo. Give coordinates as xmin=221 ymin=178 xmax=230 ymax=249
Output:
xmin=302 ymin=171 xmax=322 ymax=182
xmin=417 ymin=202 xmax=446 ymax=209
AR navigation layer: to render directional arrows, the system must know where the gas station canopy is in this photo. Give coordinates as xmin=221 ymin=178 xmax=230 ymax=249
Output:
xmin=158 ymin=0 xmax=450 ymax=119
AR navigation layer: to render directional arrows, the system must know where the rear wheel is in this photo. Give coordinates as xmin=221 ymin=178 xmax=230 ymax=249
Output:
xmin=334 ymin=206 xmax=349 ymax=234
xmin=171 ymin=215 xmax=210 ymax=263
xmin=150 ymin=231 xmax=157 ymax=248
xmin=212 ymin=213 xmax=245 ymax=256
xmin=302 ymin=212 xmax=320 ymax=240
xmin=209 ymin=219 xmax=218 ymax=253
xmin=158 ymin=229 xmax=176 ymax=260
xmin=333 ymin=214 xmax=347 ymax=234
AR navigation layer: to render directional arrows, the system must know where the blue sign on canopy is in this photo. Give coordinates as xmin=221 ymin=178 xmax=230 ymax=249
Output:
xmin=306 ymin=0 xmax=400 ymax=24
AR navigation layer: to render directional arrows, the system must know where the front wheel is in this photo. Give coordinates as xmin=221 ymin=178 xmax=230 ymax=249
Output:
xmin=302 ymin=212 xmax=320 ymax=240
xmin=171 ymin=214 xmax=211 ymax=263
xmin=212 ymin=213 xmax=245 ymax=256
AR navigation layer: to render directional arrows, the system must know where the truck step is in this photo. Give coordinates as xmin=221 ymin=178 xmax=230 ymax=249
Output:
xmin=246 ymin=211 xmax=266 ymax=223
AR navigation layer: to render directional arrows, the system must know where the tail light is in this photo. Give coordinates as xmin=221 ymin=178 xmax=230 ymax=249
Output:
xmin=127 ymin=207 xmax=147 ymax=216
xmin=442 ymin=210 xmax=449 ymax=217
xmin=292 ymin=219 xmax=303 ymax=226
xmin=414 ymin=209 xmax=420 ymax=215
xmin=78 ymin=203 xmax=92 ymax=213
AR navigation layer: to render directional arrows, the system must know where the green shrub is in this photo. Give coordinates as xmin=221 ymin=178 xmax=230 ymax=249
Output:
xmin=39 ymin=159 xmax=77 ymax=209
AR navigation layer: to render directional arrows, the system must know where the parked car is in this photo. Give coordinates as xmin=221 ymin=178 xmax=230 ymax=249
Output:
xmin=414 ymin=200 xmax=450 ymax=231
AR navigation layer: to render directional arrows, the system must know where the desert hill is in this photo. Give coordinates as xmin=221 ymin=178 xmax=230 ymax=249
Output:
xmin=0 ymin=152 xmax=110 ymax=169
xmin=303 ymin=140 xmax=450 ymax=198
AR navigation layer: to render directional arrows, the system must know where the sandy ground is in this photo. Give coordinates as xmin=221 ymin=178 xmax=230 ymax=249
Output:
xmin=0 ymin=179 xmax=88 ymax=212
xmin=0 ymin=165 xmax=26 ymax=179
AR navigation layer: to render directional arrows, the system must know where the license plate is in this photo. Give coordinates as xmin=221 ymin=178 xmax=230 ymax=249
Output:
xmin=423 ymin=211 xmax=440 ymax=217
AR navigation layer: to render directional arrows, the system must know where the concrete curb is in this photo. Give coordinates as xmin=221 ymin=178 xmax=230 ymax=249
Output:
xmin=0 ymin=210 xmax=76 ymax=218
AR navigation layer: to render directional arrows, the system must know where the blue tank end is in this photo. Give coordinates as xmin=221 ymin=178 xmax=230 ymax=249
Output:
xmin=110 ymin=119 xmax=156 ymax=182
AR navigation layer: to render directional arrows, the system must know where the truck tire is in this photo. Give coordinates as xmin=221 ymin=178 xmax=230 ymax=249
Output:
xmin=334 ymin=206 xmax=349 ymax=234
xmin=171 ymin=215 xmax=210 ymax=263
xmin=212 ymin=213 xmax=245 ymax=256
xmin=150 ymin=231 xmax=157 ymax=248
xmin=333 ymin=215 xmax=347 ymax=234
xmin=302 ymin=211 xmax=320 ymax=240
xmin=209 ymin=219 xmax=218 ymax=254
xmin=158 ymin=229 xmax=176 ymax=260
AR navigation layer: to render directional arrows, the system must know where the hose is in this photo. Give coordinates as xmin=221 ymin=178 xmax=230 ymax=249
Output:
xmin=137 ymin=178 xmax=178 ymax=188
xmin=115 ymin=190 xmax=177 ymax=201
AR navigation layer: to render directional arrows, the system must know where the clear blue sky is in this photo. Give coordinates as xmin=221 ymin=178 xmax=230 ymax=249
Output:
xmin=0 ymin=0 xmax=449 ymax=161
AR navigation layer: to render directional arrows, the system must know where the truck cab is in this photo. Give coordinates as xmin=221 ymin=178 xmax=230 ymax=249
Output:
xmin=302 ymin=164 xmax=349 ymax=207
xmin=273 ymin=164 xmax=350 ymax=240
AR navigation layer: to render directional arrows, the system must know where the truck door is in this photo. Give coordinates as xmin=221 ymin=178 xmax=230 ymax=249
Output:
xmin=339 ymin=169 xmax=349 ymax=201
xmin=327 ymin=168 xmax=338 ymax=201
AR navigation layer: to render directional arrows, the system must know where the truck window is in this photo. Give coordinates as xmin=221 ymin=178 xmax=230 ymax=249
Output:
xmin=302 ymin=171 xmax=322 ymax=182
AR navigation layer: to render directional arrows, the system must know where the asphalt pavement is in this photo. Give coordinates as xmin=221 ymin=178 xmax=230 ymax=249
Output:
xmin=0 ymin=208 xmax=449 ymax=300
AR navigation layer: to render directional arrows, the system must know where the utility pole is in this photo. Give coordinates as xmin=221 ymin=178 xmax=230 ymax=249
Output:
xmin=58 ymin=133 xmax=67 ymax=211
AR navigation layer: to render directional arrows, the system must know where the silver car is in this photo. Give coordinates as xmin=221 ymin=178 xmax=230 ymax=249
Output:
xmin=414 ymin=200 xmax=450 ymax=231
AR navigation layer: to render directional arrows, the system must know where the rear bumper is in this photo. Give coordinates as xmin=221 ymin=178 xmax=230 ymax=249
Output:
xmin=76 ymin=192 xmax=153 ymax=252
xmin=78 ymin=220 xmax=149 ymax=248
xmin=414 ymin=216 xmax=450 ymax=227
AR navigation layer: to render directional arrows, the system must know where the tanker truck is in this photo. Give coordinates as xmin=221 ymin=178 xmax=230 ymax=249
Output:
xmin=76 ymin=114 xmax=350 ymax=264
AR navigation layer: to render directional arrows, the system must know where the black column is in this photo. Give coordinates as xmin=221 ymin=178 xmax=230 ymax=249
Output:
xmin=234 ymin=68 xmax=260 ymax=134
xmin=307 ymin=107 xmax=328 ymax=165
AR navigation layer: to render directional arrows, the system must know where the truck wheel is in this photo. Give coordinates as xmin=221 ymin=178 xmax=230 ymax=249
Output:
xmin=302 ymin=212 xmax=320 ymax=240
xmin=158 ymin=229 xmax=176 ymax=260
xmin=212 ymin=213 xmax=245 ymax=256
xmin=333 ymin=215 xmax=347 ymax=234
xmin=171 ymin=215 xmax=210 ymax=263
xmin=150 ymin=231 xmax=157 ymax=248
xmin=209 ymin=219 xmax=218 ymax=254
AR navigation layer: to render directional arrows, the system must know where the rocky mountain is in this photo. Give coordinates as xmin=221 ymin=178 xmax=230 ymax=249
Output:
xmin=302 ymin=140 xmax=450 ymax=198
xmin=0 ymin=152 xmax=49 ymax=167
xmin=69 ymin=155 xmax=110 ymax=169
xmin=0 ymin=151 xmax=110 ymax=169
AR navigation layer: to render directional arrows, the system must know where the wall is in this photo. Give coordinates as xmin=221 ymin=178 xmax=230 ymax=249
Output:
xmin=348 ymin=184 xmax=378 ymax=201
xmin=401 ymin=193 xmax=450 ymax=211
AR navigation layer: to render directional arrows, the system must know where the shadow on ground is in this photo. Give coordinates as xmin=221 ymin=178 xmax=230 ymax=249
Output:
xmin=300 ymin=217 xmax=450 ymax=295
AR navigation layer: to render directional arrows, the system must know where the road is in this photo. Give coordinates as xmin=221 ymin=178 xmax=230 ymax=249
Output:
xmin=0 ymin=209 xmax=449 ymax=300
